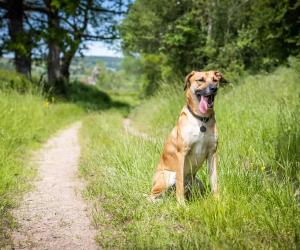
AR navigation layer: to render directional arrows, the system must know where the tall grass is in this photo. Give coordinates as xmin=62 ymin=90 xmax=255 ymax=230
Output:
xmin=0 ymin=71 xmax=85 ymax=246
xmin=80 ymin=62 xmax=300 ymax=249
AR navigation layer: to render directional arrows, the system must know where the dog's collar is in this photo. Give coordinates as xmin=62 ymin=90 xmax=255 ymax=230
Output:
xmin=187 ymin=105 xmax=211 ymax=123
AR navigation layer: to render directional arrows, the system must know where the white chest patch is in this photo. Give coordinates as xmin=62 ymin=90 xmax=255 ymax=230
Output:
xmin=181 ymin=109 xmax=217 ymax=177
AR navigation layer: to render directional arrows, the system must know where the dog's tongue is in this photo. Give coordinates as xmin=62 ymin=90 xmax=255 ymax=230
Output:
xmin=199 ymin=96 xmax=208 ymax=114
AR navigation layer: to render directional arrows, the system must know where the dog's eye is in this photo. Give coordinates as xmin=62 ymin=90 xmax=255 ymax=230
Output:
xmin=196 ymin=78 xmax=205 ymax=82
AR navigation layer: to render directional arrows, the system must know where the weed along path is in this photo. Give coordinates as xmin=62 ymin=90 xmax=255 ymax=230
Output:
xmin=12 ymin=122 xmax=99 ymax=250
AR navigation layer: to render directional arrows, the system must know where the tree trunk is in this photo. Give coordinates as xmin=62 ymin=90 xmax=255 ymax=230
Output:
xmin=45 ymin=0 xmax=64 ymax=94
xmin=60 ymin=0 xmax=90 ymax=84
xmin=60 ymin=55 xmax=72 ymax=83
xmin=60 ymin=41 xmax=80 ymax=83
xmin=47 ymin=38 xmax=61 ymax=86
xmin=7 ymin=0 xmax=31 ymax=78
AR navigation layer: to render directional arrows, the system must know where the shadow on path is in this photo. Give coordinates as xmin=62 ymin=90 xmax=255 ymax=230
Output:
xmin=65 ymin=81 xmax=131 ymax=114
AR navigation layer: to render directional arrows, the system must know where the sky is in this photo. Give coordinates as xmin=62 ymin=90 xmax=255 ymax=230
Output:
xmin=83 ymin=41 xmax=123 ymax=58
xmin=3 ymin=41 xmax=123 ymax=59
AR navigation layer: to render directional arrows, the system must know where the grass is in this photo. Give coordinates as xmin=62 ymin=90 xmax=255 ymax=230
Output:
xmin=0 ymin=67 xmax=133 ymax=247
xmin=80 ymin=61 xmax=300 ymax=249
xmin=0 ymin=72 xmax=86 ymax=246
xmin=0 ymin=68 xmax=134 ymax=248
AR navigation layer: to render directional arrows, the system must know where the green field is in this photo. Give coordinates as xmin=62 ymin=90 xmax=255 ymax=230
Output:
xmin=0 ymin=61 xmax=299 ymax=248
xmin=79 ymin=62 xmax=300 ymax=249
xmin=0 ymin=0 xmax=299 ymax=248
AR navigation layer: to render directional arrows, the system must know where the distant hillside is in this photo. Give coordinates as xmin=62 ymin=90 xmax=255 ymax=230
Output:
xmin=70 ymin=56 xmax=122 ymax=81
xmin=71 ymin=56 xmax=122 ymax=71
xmin=0 ymin=58 xmax=14 ymax=71
xmin=0 ymin=56 xmax=122 ymax=80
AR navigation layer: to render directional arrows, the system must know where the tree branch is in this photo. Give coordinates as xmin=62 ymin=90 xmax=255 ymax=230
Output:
xmin=80 ymin=0 xmax=92 ymax=33
xmin=23 ymin=3 xmax=49 ymax=14
xmin=78 ymin=2 xmax=126 ymax=15
xmin=81 ymin=34 xmax=119 ymax=41
xmin=90 ymin=6 xmax=126 ymax=15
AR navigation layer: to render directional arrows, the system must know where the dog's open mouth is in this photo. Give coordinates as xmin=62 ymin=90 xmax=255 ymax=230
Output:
xmin=201 ymin=95 xmax=215 ymax=109
xmin=206 ymin=95 xmax=215 ymax=108
xmin=196 ymin=91 xmax=215 ymax=114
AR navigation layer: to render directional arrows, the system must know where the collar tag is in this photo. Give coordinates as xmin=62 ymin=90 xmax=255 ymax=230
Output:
xmin=200 ymin=125 xmax=207 ymax=132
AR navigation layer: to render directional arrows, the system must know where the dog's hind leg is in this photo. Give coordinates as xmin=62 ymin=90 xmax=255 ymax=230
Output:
xmin=149 ymin=170 xmax=176 ymax=201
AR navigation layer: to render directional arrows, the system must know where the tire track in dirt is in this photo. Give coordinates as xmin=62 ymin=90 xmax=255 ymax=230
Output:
xmin=123 ymin=118 xmax=156 ymax=142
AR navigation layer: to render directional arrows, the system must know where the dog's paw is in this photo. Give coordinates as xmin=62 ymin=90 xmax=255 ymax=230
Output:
xmin=144 ymin=194 xmax=162 ymax=203
xmin=212 ymin=191 xmax=220 ymax=200
xmin=176 ymin=197 xmax=186 ymax=207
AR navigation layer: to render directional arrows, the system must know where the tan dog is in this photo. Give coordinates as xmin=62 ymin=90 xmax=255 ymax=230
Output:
xmin=149 ymin=70 xmax=227 ymax=203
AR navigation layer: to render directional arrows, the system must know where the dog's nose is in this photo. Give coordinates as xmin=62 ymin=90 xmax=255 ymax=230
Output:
xmin=209 ymin=84 xmax=217 ymax=92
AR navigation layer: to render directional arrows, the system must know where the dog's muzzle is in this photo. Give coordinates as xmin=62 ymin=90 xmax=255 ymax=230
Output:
xmin=195 ymin=84 xmax=218 ymax=108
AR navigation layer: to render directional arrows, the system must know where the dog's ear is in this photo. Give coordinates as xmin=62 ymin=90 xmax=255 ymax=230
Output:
xmin=214 ymin=71 xmax=228 ymax=85
xmin=184 ymin=71 xmax=195 ymax=91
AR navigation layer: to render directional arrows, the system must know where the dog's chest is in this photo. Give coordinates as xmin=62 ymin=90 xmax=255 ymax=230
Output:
xmin=182 ymin=121 xmax=217 ymax=175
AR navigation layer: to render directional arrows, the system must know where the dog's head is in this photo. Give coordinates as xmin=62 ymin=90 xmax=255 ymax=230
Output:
xmin=184 ymin=70 xmax=227 ymax=115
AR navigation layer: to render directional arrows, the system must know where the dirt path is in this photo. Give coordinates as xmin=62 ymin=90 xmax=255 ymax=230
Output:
xmin=12 ymin=122 xmax=99 ymax=250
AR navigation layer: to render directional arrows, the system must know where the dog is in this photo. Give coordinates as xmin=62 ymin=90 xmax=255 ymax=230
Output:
xmin=149 ymin=70 xmax=227 ymax=203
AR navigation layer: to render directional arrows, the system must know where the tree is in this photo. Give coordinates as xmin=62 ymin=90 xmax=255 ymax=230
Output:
xmin=120 ymin=0 xmax=300 ymax=94
xmin=236 ymin=0 xmax=300 ymax=70
xmin=42 ymin=0 xmax=128 ymax=93
xmin=0 ymin=0 xmax=32 ymax=78
xmin=0 ymin=0 xmax=130 ymax=94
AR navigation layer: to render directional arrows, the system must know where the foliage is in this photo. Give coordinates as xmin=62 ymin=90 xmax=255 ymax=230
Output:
xmin=80 ymin=64 xmax=300 ymax=248
xmin=120 ymin=0 xmax=300 ymax=94
xmin=0 ymin=0 xmax=130 ymax=92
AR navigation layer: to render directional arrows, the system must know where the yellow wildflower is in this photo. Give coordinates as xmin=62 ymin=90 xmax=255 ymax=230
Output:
xmin=44 ymin=100 xmax=49 ymax=108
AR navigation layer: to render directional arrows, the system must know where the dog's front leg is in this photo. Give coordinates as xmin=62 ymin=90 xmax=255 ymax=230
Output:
xmin=208 ymin=151 xmax=218 ymax=195
xmin=176 ymin=151 xmax=187 ymax=204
